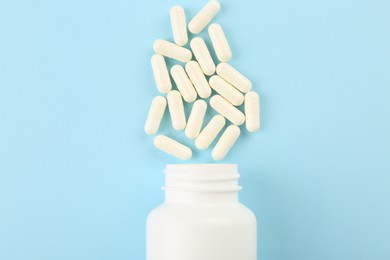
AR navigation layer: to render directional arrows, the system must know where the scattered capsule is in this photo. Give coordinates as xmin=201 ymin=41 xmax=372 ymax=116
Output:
xmin=167 ymin=90 xmax=186 ymax=130
xmin=208 ymin=23 xmax=232 ymax=62
xmin=190 ymin=37 xmax=215 ymax=76
xmin=212 ymin=125 xmax=240 ymax=160
xmin=151 ymin=54 xmax=172 ymax=94
xmin=153 ymin=39 xmax=192 ymax=63
xmin=154 ymin=135 xmax=192 ymax=160
xmin=188 ymin=1 xmax=221 ymax=34
xmin=210 ymin=95 xmax=245 ymax=125
xmin=216 ymin=63 xmax=252 ymax=93
xmin=144 ymin=96 xmax=167 ymax=135
xmin=185 ymin=100 xmax=207 ymax=139
xmin=147 ymin=3 xmax=260 ymax=160
xmin=245 ymin=91 xmax=260 ymax=132
xmin=170 ymin=65 xmax=197 ymax=103
xmin=185 ymin=61 xmax=212 ymax=98
xmin=195 ymin=115 xmax=226 ymax=150
xmin=170 ymin=6 xmax=188 ymax=46
xmin=209 ymin=75 xmax=244 ymax=106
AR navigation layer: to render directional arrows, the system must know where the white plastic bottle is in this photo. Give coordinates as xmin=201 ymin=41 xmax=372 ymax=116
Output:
xmin=146 ymin=164 xmax=257 ymax=260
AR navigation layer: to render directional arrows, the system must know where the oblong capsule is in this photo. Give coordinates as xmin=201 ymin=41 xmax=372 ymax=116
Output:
xmin=153 ymin=39 xmax=192 ymax=63
xmin=188 ymin=1 xmax=221 ymax=34
xmin=170 ymin=65 xmax=197 ymax=103
xmin=195 ymin=115 xmax=226 ymax=150
xmin=144 ymin=96 xmax=167 ymax=135
xmin=167 ymin=90 xmax=186 ymax=130
xmin=212 ymin=125 xmax=240 ymax=161
xmin=208 ymin=23 xmax=232 ymax=62
xmin=190 ymin=37 xmax=215 ymax=76
xmin=216 ymin=63 xmax=252 ymax=93
xmin=185 ymin=100 xmax=207 ymax=139
xmin=210 ymin=95 xmax=245 ymax=125
xmin=154 ymin=135 xmax=192 ymax=160
xmin=170 ymin=6 xmax=188 ymax=46
xmin=151 ymin=54 xmax=172 ymax=94
xmin=245 ymin=91 xmax=260 ymax=132
xmin=185 ymin=61 xmax=212 ymax=98
xmin=209 ymin=75 xmax=244 ymax=106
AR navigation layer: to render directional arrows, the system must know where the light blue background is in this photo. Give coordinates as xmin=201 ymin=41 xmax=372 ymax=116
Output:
xmin=1 ymin=0 xmax=389 ymax=259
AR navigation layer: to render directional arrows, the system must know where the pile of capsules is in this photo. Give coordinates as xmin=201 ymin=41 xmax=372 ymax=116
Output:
xmin=144 ymin=0 xmax=260 ymax=161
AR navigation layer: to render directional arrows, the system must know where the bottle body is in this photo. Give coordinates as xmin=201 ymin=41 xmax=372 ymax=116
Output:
xmin=146 ymin=164 xmax=257 ymax=260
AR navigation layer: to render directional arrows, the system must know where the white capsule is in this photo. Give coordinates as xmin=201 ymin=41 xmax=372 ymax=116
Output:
xmin=185 ymin=61 xmax=212 ymax=98
xmin=208 ymin=23 xmax=232 ymax=62
xmin=167 ymin=90 xmax=186 ymax=130
xmin=151 ymin=54 xmax=172 ymax=94
xmin=245 ymin=91 xmax=260 ymax=132
xmin=153 ymin=39 xmax=192 ymax=63
xmin=154 ymin=135 xmax=192 ymax=160
xmin=209 ymin=75 xmax=244 ymax=106
xmin=195 ymin=115 xmax=226 ymax=150
xmin=210 ymin=95 xmax=245 ymax=125
xmin=212 ymin=125 xmax=240 ymax=160
xmin=216 ymin=63 xmax=252 ymax=93
xmin=185 ymin=100 xmax=207 ymax=139
xmin=170 ymin=6 xmax=188 ymax=46
xmin=190 ymin=37 xmax=215 ymax=76
xmin=144 ymin=96 xmax=167 ymax=135
xmin=170 ymin=65 xmax=197 ymax=103
xmin=171 ymin=65 xmax=197 ymax=103
xmin=188 ymin=1 xmax=221 ymax=34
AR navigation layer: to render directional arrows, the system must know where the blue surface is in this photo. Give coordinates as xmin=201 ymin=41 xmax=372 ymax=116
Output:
xmin=1 ymin=0 xmax=389 ymax=259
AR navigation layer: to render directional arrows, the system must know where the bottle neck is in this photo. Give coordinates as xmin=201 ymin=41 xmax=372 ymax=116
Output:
xmin=163 ymin=164 xmax=241 ymax=204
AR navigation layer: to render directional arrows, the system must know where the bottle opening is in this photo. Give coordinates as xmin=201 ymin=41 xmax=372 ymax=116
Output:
xmin=163 ymin=164 xmax=241 ymax=192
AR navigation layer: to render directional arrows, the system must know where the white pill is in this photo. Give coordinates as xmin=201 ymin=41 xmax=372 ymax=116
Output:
xmin=190 ymin=37 xmax=215 ymax=76
xmin=151 ymin=54 xmax=172 ymax=94
xmin=195 ymin=115 xmax=226 ymax=150
xmin=188 ymin=1 xmax=221 ymax=34
xmin=245 ymin=91 xmax=260 ymax=132
xmin=185 ymin=100 xmax=207 ymax=139
xmin=185 ymin=61 xmax=212 ymax=98
xmin=212 ymin=125 xmax=240 ymax=160
xmin=153 ymin=39 xmax=192 ymax=63
xmin=209 ymin=75 xmax=244 ymax=106
xmin=210 ymin=95 xmax=245 ymax=125
xmin=144 ymin=96 xmax=167 ymax=135
xmin=216 ymin=63 xmax=252 ymax=93
xmin=154 ymin=135 xmax=192 ymax=160
xmin=167 ymin=90 xmax=186 ymax=130
xmin=170 ymin=6 xmax=188 ymax=46
xmin=208 ymin=23 xmax=232 ymax=62
xmin=171 ymin=65 xmax=197 ymax=103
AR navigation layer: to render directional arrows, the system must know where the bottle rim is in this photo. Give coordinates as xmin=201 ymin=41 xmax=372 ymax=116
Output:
xmin=163 ymin=164 xmax=241 ymax=192
xmin=165 ymin=164 xmax=238 ymax=174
